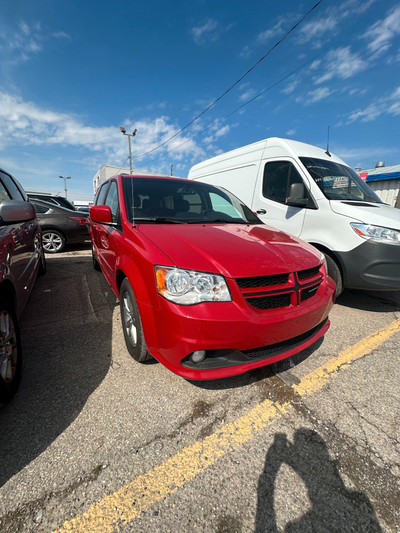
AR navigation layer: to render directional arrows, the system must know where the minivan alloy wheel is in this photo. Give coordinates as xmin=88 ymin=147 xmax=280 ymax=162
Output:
xmin=0 ymin=310 xmax=18 ymax=384
xmin=123 ymin=292 xmax=137 ymax=346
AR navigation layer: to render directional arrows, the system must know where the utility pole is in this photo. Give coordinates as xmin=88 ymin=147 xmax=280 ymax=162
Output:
xmin=59 ymin=175 xmax=71 ymax=199
xmin=170 ymin=164 xmax=173 ymax=176
xmin=120 ymin=127 xmax=137 ymax=174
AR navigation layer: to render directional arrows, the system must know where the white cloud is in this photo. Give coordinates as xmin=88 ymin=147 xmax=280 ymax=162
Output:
xmin=363 ymin=5 xmax=400 ymax=56
xmin=347 ymin=86 xmax=400 ymax=122
xmin=282 ymin=79 xmax=299 ymax=95
xmin=191 ymin=19 xmax=219 ymax=44
xmin=303 ymin=87 xmax=332 ymax=105
xmin=0 ymin=21 xmax=70 ymax=65
xmin=0 ymin=91 xmax=206 ymax=164
xmin=239 ymin=88 xmax=258 ymax=102
xmin=315 ymin=47 xmax=368 ymax=84
xmin=286 ymin=129 xmax=296 ymax=136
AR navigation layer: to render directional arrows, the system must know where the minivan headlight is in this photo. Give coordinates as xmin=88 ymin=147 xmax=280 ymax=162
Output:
xmin=351 ymin=223 xmax=400 ymax=245
xmin=155 ymin=266 xmax=232 ymax=305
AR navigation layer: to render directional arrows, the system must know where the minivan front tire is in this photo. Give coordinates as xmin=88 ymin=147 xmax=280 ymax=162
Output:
xmin=119 ymin=278 xmax=152 ymax=363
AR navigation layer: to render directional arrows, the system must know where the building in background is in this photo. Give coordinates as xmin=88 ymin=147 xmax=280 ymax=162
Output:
xmin=356 ymin=162 xmax=400 ymax=208
xmin=93 ymin=165 xmax=172 ymax=195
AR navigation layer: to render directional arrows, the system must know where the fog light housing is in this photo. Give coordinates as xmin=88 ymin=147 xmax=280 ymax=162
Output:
xmin=191 ymin=350 xmax=206 ymax=363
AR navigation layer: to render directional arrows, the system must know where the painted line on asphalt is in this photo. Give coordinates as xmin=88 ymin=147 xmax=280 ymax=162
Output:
xmin=55 ymin=317 xmax=400 ymax=533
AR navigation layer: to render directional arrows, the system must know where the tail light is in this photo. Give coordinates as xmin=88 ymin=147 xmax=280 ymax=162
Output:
xmin=68 ymin=216 xmax=88 ymax=225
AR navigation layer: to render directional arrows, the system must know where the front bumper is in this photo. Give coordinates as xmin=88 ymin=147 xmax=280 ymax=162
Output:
xmin=139 ymin=275 xmax=335 ymax=380
xmin=338 ymin=240 xmax=400 ymax=291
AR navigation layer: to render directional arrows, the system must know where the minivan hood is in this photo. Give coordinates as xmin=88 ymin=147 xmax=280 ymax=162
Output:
xmin=139 ymin=224 xmax=320 ymax=278
xmin=330 ymin=200 xmax=400 ymax=229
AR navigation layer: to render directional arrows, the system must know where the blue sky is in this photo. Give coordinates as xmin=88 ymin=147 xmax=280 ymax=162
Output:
xmin=1 ymin=0 xmax=400 ymax=201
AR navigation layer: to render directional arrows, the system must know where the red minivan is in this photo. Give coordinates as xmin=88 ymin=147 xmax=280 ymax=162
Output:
xmin=90 ymin=174 xmax=335 ymax=380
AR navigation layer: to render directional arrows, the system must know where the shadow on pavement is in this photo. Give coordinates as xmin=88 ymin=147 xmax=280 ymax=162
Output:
xmin=255 ymin=428 xmax=382 ymax=532
xmin=0 ymin=253 xmax=115 ymax=488
xmin=337 ymin=289 xmax=400 ymax=313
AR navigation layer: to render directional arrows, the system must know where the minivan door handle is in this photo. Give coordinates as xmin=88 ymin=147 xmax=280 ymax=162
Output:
xmin=256 ymin=209 xmax=266 ymax=214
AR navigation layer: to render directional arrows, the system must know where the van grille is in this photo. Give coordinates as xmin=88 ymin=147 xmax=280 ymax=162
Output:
xmin=236 ymin=263 xmax=323 ymax=311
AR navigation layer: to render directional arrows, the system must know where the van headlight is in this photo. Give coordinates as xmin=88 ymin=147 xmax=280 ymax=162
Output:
xmin=351 ymin=223 xmax=400 ymax=245
xmin=155 ymin=266 xmax=232 ymax=305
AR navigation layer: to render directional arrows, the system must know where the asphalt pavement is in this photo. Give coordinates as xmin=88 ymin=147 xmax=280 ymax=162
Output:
xmin=0 ymin=246 xmax=399 ymax=532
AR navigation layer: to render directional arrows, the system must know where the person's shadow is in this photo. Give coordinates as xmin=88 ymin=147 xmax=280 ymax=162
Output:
xmin=255 ymin=429 xmax=381 ymax=532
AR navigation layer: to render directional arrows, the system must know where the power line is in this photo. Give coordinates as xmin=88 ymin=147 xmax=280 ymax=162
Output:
xmin=135 ymin=0 xmax=325 ymax=160
xmin=142 ymin=53 xmax=322 ymax=168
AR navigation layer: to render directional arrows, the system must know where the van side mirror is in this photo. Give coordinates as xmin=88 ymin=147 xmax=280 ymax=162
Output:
xmin=0 ymin=200 xmax=36 ymax=224
xmin=286 ymin=183 xmax=309 ymax=207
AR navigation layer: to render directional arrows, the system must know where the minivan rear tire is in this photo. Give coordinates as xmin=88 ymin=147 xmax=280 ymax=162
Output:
xmin=120 ymin=278 xmax=152 ymax=362
xmin=0 ymin=299 xmax=22 ymax=403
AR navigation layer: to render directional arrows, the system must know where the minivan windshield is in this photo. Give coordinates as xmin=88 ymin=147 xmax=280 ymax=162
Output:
xmin=122 ymin=177 xmax=262 ymax=225
xmin=300 ymin=157 xmax=383 ymax=203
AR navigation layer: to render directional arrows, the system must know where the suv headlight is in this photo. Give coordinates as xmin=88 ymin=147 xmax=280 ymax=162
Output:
xmin=155 ymin=266 xmax=232 ymax=305
xmin=351 ymin=223 xmax=400 ymax=245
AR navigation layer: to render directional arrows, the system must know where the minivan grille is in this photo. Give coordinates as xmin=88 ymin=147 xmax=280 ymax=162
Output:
xmin=236 ymin=263 xmax=323 ymax=311
xmin=297 ymin=266 xmax=321 ymax=281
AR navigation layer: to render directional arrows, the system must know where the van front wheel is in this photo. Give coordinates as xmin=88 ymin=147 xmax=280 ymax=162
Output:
xmin=120 ymin=279 xmax=152 ymax=363
xmin=325 ymin=254 xmax=343 ymax=297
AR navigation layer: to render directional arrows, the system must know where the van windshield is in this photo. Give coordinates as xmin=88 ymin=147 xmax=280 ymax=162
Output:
xmin=122 ymin=177 xmax=262 ymax=225
xmin=300 ymin=157 xmax=382 ymax=203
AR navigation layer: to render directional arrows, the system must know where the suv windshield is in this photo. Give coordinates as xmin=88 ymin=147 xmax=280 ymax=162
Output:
xmin=122 ymin=177 xmax=262 ymax=225
xmin=300 ymin=157 xmax=382 ymax=203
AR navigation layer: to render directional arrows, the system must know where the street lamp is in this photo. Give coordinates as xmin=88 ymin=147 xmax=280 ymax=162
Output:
xmin=59 ymin=176 xmax=71 ymax=199
xmin=120 ymin=127 xmax=137 ymax=174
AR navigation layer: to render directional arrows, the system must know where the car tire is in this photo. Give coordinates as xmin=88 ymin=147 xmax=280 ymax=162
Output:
xmin=42 ymin=230 xmax=66 ymax=253
xmin=92 ymin=248 xmax=101 ymax=271
xmin=0 ymin=298 xmax=22 ymax=404
xmin=120 ymin=278 xmax=152 ymax=362
xmin=325 ymin=253 xmax=343 ymax=297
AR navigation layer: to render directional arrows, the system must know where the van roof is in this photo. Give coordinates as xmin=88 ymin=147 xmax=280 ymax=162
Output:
xmin=189 ymin=137 xmax=347 ymax=173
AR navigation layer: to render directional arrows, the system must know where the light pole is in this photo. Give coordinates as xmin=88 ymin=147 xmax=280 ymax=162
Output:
xmin=120 ymin=127 xmax=137 ymax=174
xmin=59 ymin=175 xmax=71 ymax=199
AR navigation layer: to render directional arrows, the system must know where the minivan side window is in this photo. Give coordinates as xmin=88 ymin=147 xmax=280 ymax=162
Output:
xmin=96 ymin=183 xmax=109 ymax=206
xmin=104 ymin=181 xmax=119 ymax=223
xmin=0 ymin=172 xmax=25 ymax=201
xmin=0 ymin=178 xmax=12 ymax=203
xmin=262 ymin=161 xmax=304 ymax=204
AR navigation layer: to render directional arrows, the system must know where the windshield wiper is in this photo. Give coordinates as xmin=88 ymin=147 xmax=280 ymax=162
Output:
xmin=133 ymin=217 xmax=185 ymax=224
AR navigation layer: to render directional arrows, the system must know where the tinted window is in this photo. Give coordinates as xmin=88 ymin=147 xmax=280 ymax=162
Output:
xmin=122 ymin=177 xmax=261 ymax=224
xmin=262 ymin=161 xmax=304 ymax=204
xmin=0 ymin=172 xmax=24 ymax=201
xmin=96 ymin=183 xmax=109 ymax=206
xmin=0 ymin=179 xmax=12 ymax=202
xmin=33 ymin=203 xmax=52 ymax=214
xmin=104 ymin=181 xmax=119 ymax=223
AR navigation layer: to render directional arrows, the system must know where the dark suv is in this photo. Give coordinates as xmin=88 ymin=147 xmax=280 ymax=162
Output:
xmin=0 ymin=168 xmax=46 ymax=403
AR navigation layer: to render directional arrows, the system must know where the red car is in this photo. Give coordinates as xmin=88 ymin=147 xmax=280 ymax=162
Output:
xmin=90 ymin=174 xmax=335 ymax=380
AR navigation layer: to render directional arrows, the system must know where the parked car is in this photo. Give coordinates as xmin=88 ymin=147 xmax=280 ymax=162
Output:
xmin=188 ymin=137 xmax=400 ymax=296
xmin=0 ymin=168 xmax=46 ymax=403
xmin=90 ymin=174 xmax=335 ymax=380
xmin=30 ymin=199 xmax=90 ymax=253
xmin=27 ymin=193 xmax=76 ymax=211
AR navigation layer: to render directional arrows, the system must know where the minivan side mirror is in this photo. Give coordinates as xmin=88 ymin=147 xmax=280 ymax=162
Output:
xmin=286 ymin=183 xmax=309 ymax=207
xmin=90 ymin=205 xmax=113 ymax=224
xmin=0 ymin=200 xmax=36 ymax=224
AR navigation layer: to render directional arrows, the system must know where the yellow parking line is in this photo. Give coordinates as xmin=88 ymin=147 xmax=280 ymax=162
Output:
xmin=55 ymin=317 xmax=400 ymax=533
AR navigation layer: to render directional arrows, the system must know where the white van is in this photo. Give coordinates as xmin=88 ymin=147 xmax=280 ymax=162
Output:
xmin=188 ymin=137 xmax=400 ymax=295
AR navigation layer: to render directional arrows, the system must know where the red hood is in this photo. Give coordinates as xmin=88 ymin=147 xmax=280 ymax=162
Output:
xmin=138 ymin=224 xmax=321 ymax=278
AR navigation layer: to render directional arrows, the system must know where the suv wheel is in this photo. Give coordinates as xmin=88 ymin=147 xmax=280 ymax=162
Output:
xmin=120 ymin=278 xmax=152 ymax=362
xmin=42 ymin=230 xmax=66 ymax=253
xmin=0 ymin=299 xmax=22 ymax=403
